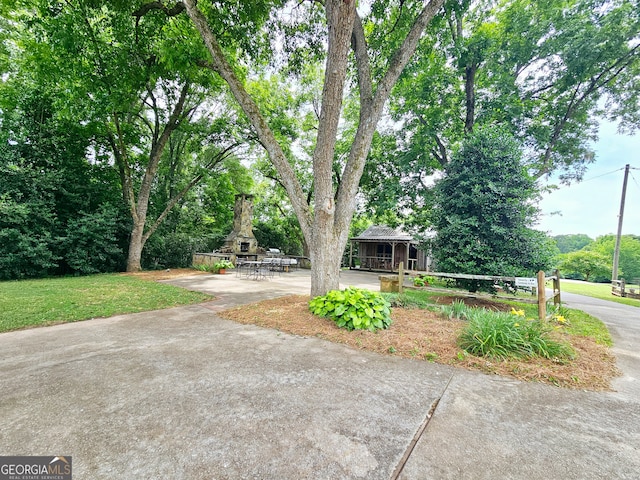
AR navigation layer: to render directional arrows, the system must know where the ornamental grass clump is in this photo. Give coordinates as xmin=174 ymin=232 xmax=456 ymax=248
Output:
xmin=457 ymin=308 xmax=575 ymax=361
xmin=441 ymin=299 xmax=470 ymax=320
xmin=309 ymin=287 xmax=392 ymax=332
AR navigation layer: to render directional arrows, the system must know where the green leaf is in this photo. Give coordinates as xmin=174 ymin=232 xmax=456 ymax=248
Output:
xmin=334 ymin=304 xmax=347 ymax=316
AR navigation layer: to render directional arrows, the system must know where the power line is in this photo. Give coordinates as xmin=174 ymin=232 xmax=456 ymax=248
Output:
xmin=543 ymin=165 xmax=638 ymax=192
xmin=578 ymin=167 xmax=625 ymax=183
xmin=630 ymin=171 xmax=640 ymax=193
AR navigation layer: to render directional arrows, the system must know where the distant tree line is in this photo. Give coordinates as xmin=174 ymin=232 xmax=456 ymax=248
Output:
xmin=554 ymin=234 xmax=640 ymax=283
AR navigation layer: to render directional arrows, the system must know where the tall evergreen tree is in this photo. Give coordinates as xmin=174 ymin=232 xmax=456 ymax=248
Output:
xmin=431 ymin=126 xmax=554 ymax=289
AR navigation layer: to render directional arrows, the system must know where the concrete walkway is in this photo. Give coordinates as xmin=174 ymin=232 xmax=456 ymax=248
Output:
xmin=1 ymin=271 xmax=638 ymax=479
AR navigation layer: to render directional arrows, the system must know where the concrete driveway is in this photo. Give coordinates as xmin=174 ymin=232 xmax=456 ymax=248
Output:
xmin=560 ymin=291 xmax=640 ymax=399
xmin=1 ymin=271 xmax=638 ymax=479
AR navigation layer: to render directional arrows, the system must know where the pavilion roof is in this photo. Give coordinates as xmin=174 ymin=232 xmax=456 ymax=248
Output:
xmin=350 ymin=225 xmax=415 ymax=242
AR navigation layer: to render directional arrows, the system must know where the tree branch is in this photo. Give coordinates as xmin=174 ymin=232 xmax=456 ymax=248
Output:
xmin=151 ymin=81 xmax=190 ymax=167
xmin=535 ymin=44 xmax=640 ymax=179
xmin=445 ymin=4 xmax=460 ymax=43
xmin=526 ymin=81 xmax=557 ymax=100
xmin=336 ymin=0 xmax=445 ymax=234
xmin=272 ymin=201 xmax=289 ymax=219
xmin=136 ymin=81 xmax=190 ymax=226
xmin=433 ymin=133 xmax=448 ymax=167
xmin=109 ymin=114 xmax=137 ymax=221
xmin=183 ymin=0 xmax=312 ymax=242
xmin=146 ymin=85 xmax=161 ymax=146
xmin=580 ymin=43 xmax=640 ymax=101
xmin=132 ymin=1 xmax=185 ymax=20
xmin=265 ymin=173 xmax=287 ymax=191
xmin=142 ymin=143 xmax=239 ymax=243
xmin=106 ymin=129 xmax=133 ymax=211
xmin=351 ymin=12 xmax=374 ymax=109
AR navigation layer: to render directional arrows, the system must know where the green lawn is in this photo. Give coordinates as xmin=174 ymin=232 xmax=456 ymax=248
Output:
xmin=558 ymin=280 xmax=640 ymax=307
xmin=0 ymin=274 xmax=212 ymax=333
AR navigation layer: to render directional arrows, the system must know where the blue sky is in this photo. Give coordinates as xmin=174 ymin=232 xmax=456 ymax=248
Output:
xmin=536 ymin=120 xmax=640 ymax=239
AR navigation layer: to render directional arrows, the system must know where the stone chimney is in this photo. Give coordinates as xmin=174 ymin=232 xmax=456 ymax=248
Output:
xmin=224 ymin=194 xmax=258 ymax=254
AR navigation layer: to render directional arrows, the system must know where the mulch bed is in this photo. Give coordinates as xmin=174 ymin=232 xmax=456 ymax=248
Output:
xmin=218 ymin=295 xmax=620 ymax=392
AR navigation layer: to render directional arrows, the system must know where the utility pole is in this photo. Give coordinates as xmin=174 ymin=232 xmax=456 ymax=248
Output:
xmin=612 ymin=164 xmax=630 ymax=281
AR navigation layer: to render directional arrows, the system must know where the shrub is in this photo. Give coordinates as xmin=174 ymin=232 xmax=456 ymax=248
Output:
xmin=142 ymin=232 xmax=224 ymax=270
xmin=413 ymin=275 xmax=436 ymax=287
xmin=309 ymin=287 xmax=392 ymax=331
xmin=59 ymin=206 xmax=125 ymax=275
xmin=456 ymin=307 xmax=574 ymax=360
xmin=0 ymin=229 xmax=58 ymax=280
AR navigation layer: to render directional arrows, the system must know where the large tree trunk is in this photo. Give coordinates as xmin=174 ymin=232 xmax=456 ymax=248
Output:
xmin=309 ymin=228 xmax=342 ymax=297
xmin=117 ymin=83 xmax=190 ymax=272
xmin=126 ymin=219 xmax=146 ymax=272
xmin=464 ymin=63 xmax=477 ymax=134
xmin=306 ymin=0 xmax=356 ymax=295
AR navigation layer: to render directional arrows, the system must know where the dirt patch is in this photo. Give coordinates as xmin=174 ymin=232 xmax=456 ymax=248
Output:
xmin=219 ymin=295 xmax=620 ymax=392
xmin=432 ymin=295 xmax=511 ymax=311
xmin=121 ymin=268 xmax=209 ymax=281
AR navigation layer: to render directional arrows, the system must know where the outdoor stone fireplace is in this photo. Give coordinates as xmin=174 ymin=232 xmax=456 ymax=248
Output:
xmin=223 ymin=193 xmax=258 ymax=255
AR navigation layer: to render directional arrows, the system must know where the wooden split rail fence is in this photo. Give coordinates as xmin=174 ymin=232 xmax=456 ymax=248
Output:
xmin=612 ymin=279 xmax=640 ymax=300
xmin=393 ymin=263 xmax=561 ymax=320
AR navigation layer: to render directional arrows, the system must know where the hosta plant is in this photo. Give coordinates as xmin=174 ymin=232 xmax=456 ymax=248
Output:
xmin=309 ymin=287 xmax=392 ymax=332
xmin=214 ymin=259 xmax=235 ymax=271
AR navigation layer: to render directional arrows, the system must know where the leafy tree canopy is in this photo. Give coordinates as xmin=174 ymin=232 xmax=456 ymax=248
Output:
xmin=586 ymin=234 xmax=640 ymax=282
xmin=557 ymin=250 xmax=612 ymax=282
xmin=0 ymin=0 xmax=261 ymax=277
xmin=553 ymin=234 xmax=595 ymax=254
xmin=362 ymin=0 xmax=640 ymax=228
xmin=2 ymin=0 xmax=249 ymax=272
xmin=0 ymin=89 xmax=127 ymax=278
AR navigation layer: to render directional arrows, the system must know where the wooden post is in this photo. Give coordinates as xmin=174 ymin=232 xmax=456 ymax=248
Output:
xmin=537 ymin=270 xmax=546 ymax=321
xmin=553 ymin=269 xmax=561 ymax=309
xmin=612 ymin=164 xmax=630 ymax=281
xmin=398 ymin=261 xmax=404 ymax=294
xmin=404 ymin=242 xmax=409 ymax=271
xmin=391 ymin=242 xmax=396 ymax=272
